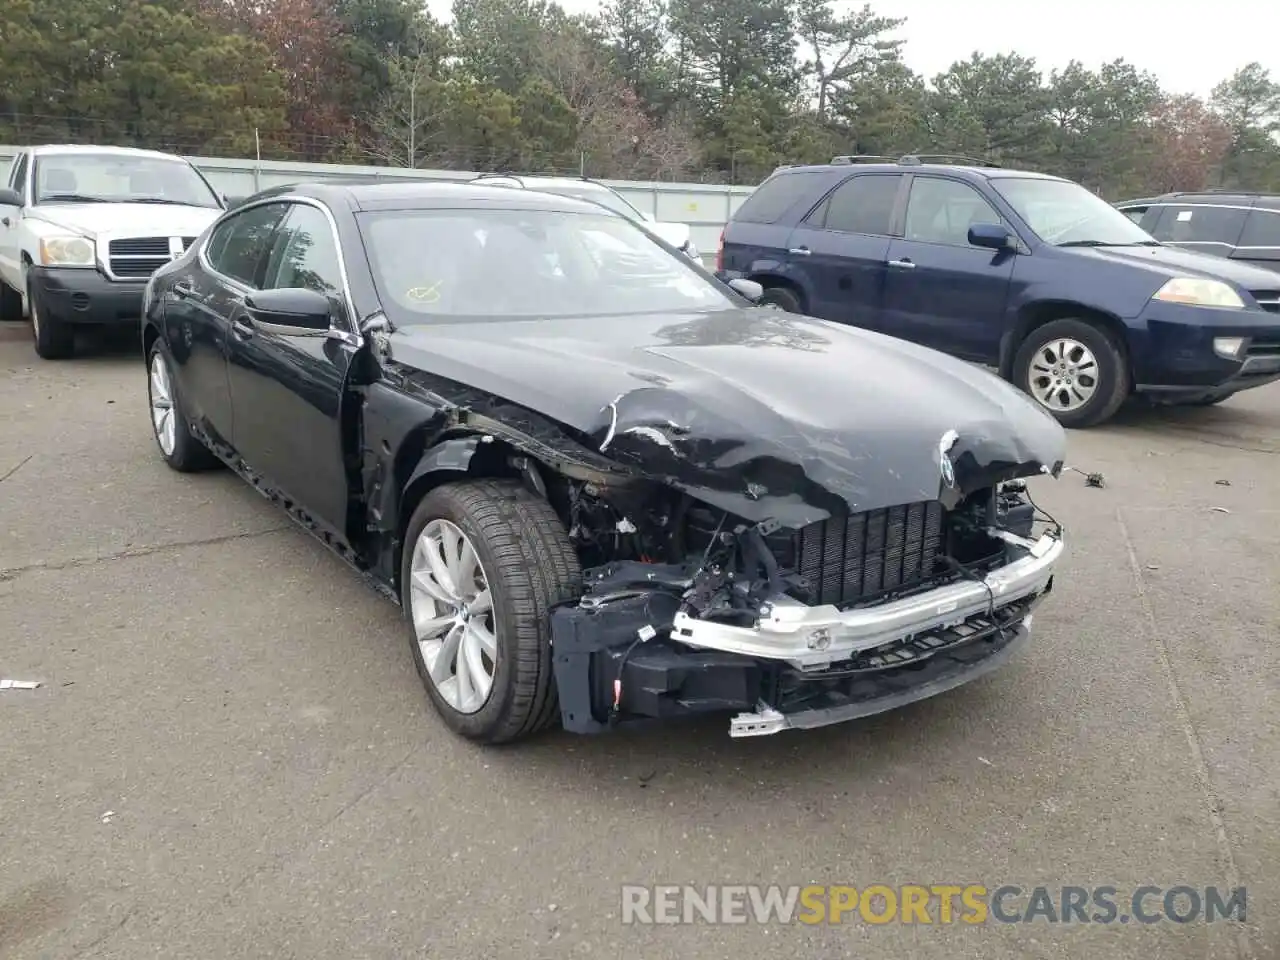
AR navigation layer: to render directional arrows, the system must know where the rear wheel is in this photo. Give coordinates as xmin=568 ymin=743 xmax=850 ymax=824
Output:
xmin=29 ymin=279 xmax=74 ymax=360
xmin=1013 ymin=318 xmax=1130 ymax=428
xmin=147 ymin=342 xmax=219 ymax=472
xmin=759 ymin=284 xmax=803 ymax=314
xmin=401 ymin=480 xmax=582 ymax=744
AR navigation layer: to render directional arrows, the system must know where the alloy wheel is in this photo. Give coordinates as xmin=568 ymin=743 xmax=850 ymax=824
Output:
xmin=1027 ymin=337 xmax=1099 ymax=413
xmin=149 ymin=352 xmax=177 ymax=456
xmin=409 ymin=519 xmax=498 ymax=714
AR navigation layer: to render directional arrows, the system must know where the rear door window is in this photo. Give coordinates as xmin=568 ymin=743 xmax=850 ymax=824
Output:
xmin=811 ymin=174 xmax=902 ymax=237
xmin=1118 ymin=205 xmax=1146 ymax=224
xmin=1239 ymin=209 xmax=1280 ymax=248
xmin=732 ymin=173 xmax=817 ymax=224
xmin=1150 ymin=205 xmax=1248 ymax=248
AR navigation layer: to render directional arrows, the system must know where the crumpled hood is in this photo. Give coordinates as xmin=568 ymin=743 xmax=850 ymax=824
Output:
xmin=1083 ymin=244 xmax=1280 ymax=289
xmin=387 ymin=307 xmax=1067 ymax=526
xmin=25 ymin=203 xmax=222 ymax=240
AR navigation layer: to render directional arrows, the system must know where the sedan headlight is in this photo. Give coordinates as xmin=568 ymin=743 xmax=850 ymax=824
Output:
xmin=39 ymin=236 xmax=96 ymax=267
xmin=1151 ymin=277 xmax=1244 ymax=309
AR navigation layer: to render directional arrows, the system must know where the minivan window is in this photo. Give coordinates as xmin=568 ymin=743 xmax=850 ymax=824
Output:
xmin=818 ymin=174 xmax=901 ymax=236
xmin=732 ymin=173 xmax=814 ymax=224
xmin=1239 ymin=209 xmax=1280 ymax=248
xmin=992 ymin=177 xmax=1155 ymax=246
xmin=1150 ymin=205 xmax=1247 ymax=247
xmin=903 ymin=177 xmax=1004 ymax=245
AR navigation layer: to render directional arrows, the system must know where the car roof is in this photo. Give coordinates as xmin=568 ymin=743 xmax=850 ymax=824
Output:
xmin=1117 ymin=192 xmax=1280 ymax=210
xmin=27 ymin=144 xmax=191 ymax=162
xmin=469 ymin=174 xmax=617 ymax=192
xmin=239 ymin=179 xmax=616 ymax=214
xmin=772 ymin=160 xmax=1066 ymax=183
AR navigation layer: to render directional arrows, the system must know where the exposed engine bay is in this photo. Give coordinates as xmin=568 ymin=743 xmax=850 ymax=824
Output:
xmin=545 ymin=473 xmax=1062 ymax=738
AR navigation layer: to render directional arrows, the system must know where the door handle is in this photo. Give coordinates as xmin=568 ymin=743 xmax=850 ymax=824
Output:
xmin=172 ymin=281 xmax=196 ymax=299
xmin=231 ymin=317 xmax=255 ymax=340
xmin=788 ymin=246 xmax=811 ymax=256
xmin=888 ymin=258 xmax=916 ymax=269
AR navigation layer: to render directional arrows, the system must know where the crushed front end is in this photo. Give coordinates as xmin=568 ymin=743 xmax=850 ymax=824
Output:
xmin=549 ymin=481 xmax=1062 ymax=738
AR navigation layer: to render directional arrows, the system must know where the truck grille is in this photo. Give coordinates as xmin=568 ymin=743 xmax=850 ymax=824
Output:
xmin=106 ymin=236 xmax=195 ymax=279
xmin=792 ymin=501 xmax=946 ymax=608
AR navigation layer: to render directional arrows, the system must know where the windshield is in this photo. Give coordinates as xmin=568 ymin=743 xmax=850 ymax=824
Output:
xmin=33 ymin=153 xmax=221 ymax=207
xmin=992 ymin=178 xmax=1157 ymax=247
xmin=358 ymin=207 xmax=732 ymax=323
xmin=538 ymin=185 xmax=647 ymax=222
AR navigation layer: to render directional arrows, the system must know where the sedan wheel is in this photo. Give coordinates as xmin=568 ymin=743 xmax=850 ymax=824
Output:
xmin=145 ymin=342 xmax=219 ymax=472
xmin=150 ymin=351 xmax=178 ymax=457
xmin=410 ymin=519 xmax=498 ymax=714
xmin=400 ymin=480 xmax=582 ymax=744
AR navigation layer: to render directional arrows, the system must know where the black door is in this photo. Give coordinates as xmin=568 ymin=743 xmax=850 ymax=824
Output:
xmin=224 ymin=200 xmax=358 ymax=540
xmin=168 ymin=201 xmax=289 ymax=447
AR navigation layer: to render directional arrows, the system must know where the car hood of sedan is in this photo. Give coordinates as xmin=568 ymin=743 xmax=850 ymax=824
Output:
xmin=386 ymin=307 xmax=1067 ymax=526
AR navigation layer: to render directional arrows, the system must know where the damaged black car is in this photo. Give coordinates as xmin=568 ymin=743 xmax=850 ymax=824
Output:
xmin=140 ymin=180 xmax=1068 ymax=743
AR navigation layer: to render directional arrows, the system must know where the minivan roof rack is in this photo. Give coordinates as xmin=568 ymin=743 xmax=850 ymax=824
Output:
xmin=471 ymin=171 xmax=525 ymax=185
xmin=898 ymin=153 xmax=1002 ymax=168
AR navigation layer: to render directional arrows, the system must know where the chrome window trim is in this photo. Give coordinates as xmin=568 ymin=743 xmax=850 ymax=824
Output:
xmin=196 ymin=194 xmax=362 ymax=343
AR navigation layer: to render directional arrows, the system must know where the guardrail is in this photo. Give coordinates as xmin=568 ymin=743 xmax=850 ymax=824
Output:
xmin=0 ymin=147 xmax=754 ymax=260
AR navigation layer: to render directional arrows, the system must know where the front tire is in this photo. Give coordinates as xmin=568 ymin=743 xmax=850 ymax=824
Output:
xmin=147 ymin=342 xmax=219 ymax=472
xmin=1013 ymin=318 xmax=1130 ymax=428
xmin=29 ymin=279 xmax=74 ymax=360
xmin=401 ymin=480 xmax=582 ymax=744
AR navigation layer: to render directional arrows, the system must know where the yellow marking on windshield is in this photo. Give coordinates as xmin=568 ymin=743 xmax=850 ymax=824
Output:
xmin=406 ymin=282 xmax=442 ymax=303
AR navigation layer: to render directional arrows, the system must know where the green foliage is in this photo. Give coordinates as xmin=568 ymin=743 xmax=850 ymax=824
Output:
xmin=1 ymin=0 xmax=1278 ymax=191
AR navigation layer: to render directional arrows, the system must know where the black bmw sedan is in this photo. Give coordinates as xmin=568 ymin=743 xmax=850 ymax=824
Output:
xmin=141 ymin=180 xmax=1067 ymax=744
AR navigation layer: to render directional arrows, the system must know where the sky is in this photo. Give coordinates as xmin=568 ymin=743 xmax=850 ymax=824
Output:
xmin=423 ymin=0 xmax=1278 ymax=100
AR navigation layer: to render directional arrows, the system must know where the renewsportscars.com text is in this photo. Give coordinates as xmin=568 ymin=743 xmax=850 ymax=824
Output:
xmin=621 ymin=884 xmax=1247 ymax=926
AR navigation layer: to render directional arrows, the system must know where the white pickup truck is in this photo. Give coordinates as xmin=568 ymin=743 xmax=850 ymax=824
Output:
xmin=0 ymin=145 xmax=229 ymax=358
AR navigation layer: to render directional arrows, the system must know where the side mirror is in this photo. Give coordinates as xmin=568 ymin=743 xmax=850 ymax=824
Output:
xmin=0 ymin=187 xmax=23 ymax=207
xmin=728 ymin=277 xmax=764 ymax=302
xmin=245 ymin=288 xmax=332 ymax=333
xmin=968 ymin=223 xmax=1013 ymax=250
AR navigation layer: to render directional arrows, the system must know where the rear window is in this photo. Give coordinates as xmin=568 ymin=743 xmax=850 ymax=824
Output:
xmin=732 ymin=173 xmax=816 ymax=224
xmin=1150 ymin=205 xmax=1247 ymax=246
xmin=1239 ymin=209 xmax=1280 ymax=248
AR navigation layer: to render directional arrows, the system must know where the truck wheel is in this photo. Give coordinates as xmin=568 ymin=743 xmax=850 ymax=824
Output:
xmin=401 ymin=479 xmax=582 ymax=744
xmin=760 ymin=285 xmax=803 ymax=313
xmin=1013 ymin=318 xmax=1130 ymax=428
xmin=29 ymin=280 xmax=74 ymax=359
xmin=0 ymin=281 xmax=22 ymax=323
xmin=147 ymin=341 xmax=219 ymax=472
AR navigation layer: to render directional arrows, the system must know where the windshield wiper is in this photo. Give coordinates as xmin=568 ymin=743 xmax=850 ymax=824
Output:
xmin=125 ymin=197 xmax=208 ymax=206
xmin=39 ymin=193 xmax=112 ymax=203
xmin=1057 ymin=239 xmax=1160 ymax=248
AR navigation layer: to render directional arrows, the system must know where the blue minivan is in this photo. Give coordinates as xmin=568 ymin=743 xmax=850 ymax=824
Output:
xmin=715 ymin=155 xmax=1280 ymax=427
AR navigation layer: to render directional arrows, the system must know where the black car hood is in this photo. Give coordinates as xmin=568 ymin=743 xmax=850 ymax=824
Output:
xmin=1085 ymin=244 xmax=1280 ymax=289
xmin=386 ymin=308 xmax=1067 ymax=526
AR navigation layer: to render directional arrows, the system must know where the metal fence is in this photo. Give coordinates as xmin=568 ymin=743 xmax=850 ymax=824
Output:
xmin=0 ymin=148 xmax=756 ymax=263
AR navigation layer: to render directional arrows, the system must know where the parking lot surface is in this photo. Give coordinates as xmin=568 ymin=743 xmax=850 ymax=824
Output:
xmin=2 ymin=328 xmax=1278 ymax=960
